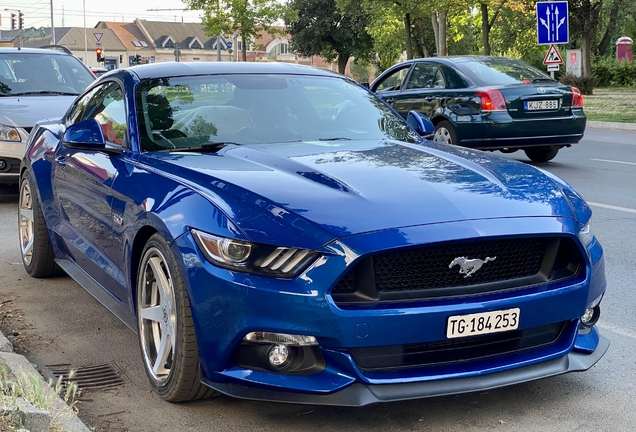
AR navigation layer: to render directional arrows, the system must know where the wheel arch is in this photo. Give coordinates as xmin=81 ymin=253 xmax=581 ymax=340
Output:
xmin=129 ymin=225 xmax=160 ymax=314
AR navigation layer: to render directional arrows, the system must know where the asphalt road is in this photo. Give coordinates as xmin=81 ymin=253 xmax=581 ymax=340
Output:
xmin=0 ymin=127 xmax=634 ymax=432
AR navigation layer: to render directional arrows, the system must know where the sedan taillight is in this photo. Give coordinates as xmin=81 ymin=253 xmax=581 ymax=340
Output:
xmin=477 ymin=89 xmax=507 ymax=112
xmin=570 ymin=86 xmax=584 ymax=107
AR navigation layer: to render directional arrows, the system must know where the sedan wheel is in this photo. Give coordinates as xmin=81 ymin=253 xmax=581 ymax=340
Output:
xmin=137 ymin=234 xmax=217 ymax=402
xmin=18 ymin=171 xmax=60 ymax=278
xmin=524 ymin=146 xmax=559 ymax=163
xmin=433 ymin=121 xmax=457 ymax=145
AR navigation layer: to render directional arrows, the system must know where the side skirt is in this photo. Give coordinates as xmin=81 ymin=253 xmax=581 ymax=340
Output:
xmin=55 ymin=258 xmax=138 ymax=334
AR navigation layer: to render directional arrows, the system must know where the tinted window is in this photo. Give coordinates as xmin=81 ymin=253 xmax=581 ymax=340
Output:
xmin=72 ymin=82 xmax=126 ymax=147
xmin=374 ymin=66 xmax=411 ymax=91
xmin=0 ymin=52 xmax=94 ymax=96
xmin=406 ymin=63 xmax=445 ymax=89
xmin=135 ymin=74 xmax=420 ymax=151
xmin=460 ymin=58 xmax=552 ymax=86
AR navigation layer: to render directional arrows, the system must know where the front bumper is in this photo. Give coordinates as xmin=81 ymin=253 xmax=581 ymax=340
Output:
xmin=0 ymin=138 xmax=28 ymax=183
xmin=203 ymin=330 xmax=609 ymax=406
xmin=174 ymin=216 xmax=606 ymax=405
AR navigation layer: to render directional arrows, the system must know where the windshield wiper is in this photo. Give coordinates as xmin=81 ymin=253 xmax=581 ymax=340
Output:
xmin=160 ymin=142 xmax=238 ymax=152
xmin=12 ymin=90 xmax=78 ymax=96
xmin=318 ymin=137 xmax=352 ymax=141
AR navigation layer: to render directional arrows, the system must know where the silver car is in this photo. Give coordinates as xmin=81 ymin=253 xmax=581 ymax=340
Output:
xmin=0 ymin=47 xmax=95 ymax=184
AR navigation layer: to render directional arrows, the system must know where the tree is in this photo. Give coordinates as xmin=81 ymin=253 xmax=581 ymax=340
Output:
xmin=183 ymin=0 xmax=284 ymax=61
xmin=286 ymin=0 xmax=374 ymax=73
xmin=570 ymin=0 xmax=604 ymax=77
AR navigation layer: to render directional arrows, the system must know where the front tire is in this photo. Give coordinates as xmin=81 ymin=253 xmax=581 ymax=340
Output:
xmin=136 ymin=234 xmax=217 ymax=402
xmin=433 ymin=121 xmax=457 ymax=145
xmin=18 ymin=171 xmax=60 ymax=278
xmin=524 ymin=146 xmax=559 ymax=162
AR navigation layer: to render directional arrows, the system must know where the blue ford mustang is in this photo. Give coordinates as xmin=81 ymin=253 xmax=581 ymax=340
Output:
xmin=19 ymin=62 xmax=608 ymax=405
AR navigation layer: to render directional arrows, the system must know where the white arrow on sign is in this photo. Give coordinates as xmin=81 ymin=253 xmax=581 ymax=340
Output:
xmin=94 ymin=33 xmax=103 ymax=42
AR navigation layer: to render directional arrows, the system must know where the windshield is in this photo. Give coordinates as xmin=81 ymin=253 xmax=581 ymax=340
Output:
xmin=135 ymin=74 xmax=420 ymax=151
xmin=0 ymin=52 xmax=95 ymax=96
xmin=460 ymin=58 xmax=553 ymax=86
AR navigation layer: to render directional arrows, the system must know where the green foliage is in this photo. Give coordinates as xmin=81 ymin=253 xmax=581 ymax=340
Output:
xmin=286 ymin=0 xmax=374 ymax=73
xmin=592 ymin=56 xmax=636 ymax=87
xmin=367 ymin=6 xmax=405 ymax=72
xmin=183 ymin=0 xmax=284 ymax=60
xmin=349 ymin=61 xmax=372 ymax=83
xmin=559 ymin=74 xmax=597 ymax=95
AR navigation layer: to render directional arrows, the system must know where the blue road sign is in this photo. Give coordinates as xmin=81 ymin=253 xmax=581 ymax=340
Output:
xmin=227 ymin=41 xmax=233 ymax=49
xmin=536 ymin=1 xmax=569 ymax=45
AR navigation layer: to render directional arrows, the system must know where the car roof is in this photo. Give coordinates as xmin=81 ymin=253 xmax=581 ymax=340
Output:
xmin=394 ymin=55 xmax=525 ymax=66
xmin=128 ymin=61 xmax=342 ymax=80
xmin=0 ymin=47 xmax=72 ymax=56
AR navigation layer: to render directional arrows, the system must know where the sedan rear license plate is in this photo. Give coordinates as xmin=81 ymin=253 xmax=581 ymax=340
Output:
xmin=446 ymin=308 xmax=520 ymax=339
xmin=525 ymin=100 xmax=559 ymax=110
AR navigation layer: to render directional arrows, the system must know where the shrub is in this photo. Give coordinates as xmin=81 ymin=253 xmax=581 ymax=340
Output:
xmin=559 ymin=74 xmax=597 ymax=95
xmin=591 ymin=56 xmax=636 ymax=87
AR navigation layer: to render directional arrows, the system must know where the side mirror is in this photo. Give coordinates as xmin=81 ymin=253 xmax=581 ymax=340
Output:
xmin=63 ymin=118 xmax=106 ymax=149
xmin=407 ymin=111 xmax=435 ymax=139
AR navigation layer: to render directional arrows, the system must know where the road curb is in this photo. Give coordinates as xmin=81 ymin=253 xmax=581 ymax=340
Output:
xmin=0 ymin=332 xmax=91 ymax=432
xmin=588 ymin=121 xmax=636 ymax=131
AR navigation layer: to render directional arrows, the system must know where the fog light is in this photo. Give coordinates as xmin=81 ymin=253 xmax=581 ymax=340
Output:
xmin=268 ymin=344 xmax=290 ymax=368
xmin=0 ymin=160 xmax=6 ymax=170
xmin=580 ymin=294 xmax=602 ymax=327
xmin=243 ymin=331 xmax=318 ymax=346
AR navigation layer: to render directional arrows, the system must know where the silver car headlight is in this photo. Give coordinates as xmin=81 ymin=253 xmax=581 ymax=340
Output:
xmin=191 ymin=229 xmax=317 ymax=278
xmin=578 ymin=219 xmax=594 ymax=247
xmin=0 ymin=124 xmax=21 ymax=142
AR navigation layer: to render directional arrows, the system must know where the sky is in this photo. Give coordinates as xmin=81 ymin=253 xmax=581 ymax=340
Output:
xmin=1 ymin=0 xmax=203 ymax=30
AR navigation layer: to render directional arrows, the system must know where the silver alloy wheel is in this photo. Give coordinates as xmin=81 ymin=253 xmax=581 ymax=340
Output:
xmin=434 ymin=127 xmax=453 ymax=144
xmin=138 ymin=247 xmax=177 ymax=384
xmin=19 ymin=178 xmax=35 ymax=266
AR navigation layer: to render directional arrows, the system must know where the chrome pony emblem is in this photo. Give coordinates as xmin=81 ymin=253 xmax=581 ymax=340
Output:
xmin=449 ymin=256 xmax=496 ymax=278
xmin=537 ymin=87 xmax=547 ymax=94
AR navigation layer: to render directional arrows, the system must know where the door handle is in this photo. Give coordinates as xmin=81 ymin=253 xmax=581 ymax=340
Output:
xmin=425 ymin=97 xmax=435 ymax=102
xmin=385 ymin=97 xmax=395 ymax=104
xmin=55 ymin=156 xmax=66 ymax=166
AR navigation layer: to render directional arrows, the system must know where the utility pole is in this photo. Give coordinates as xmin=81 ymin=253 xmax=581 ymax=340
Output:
xmin=50 ymin=0 xmax=56 ymax=44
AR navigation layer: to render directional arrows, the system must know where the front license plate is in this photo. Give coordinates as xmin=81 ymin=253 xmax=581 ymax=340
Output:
xmin=446 ymin=308 xmax=520 ymax=339
xmin=525 ymin=100 xmax=559 ymax=110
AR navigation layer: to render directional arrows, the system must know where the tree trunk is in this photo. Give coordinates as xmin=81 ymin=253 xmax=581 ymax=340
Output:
xmin=337 ymin=55 xmax=349 ymax=74
xmin=481 ymin=3 xmax=491 ymax=55
xmin=597 ymin=0 xmax=623 ymax=56
xmin=404 ymin=13 xmax=413 ymax=60
xmin=437 ymin=9 xmax=448 ymax=56
xmin=431 ymin=13 xmax=440 ymax=56
xmin=241 ymin=31 xmax=247 ymax=61
xmin=413 ymin=17 xmax=430 ymax=57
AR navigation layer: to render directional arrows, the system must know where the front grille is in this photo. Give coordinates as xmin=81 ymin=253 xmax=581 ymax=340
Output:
xmin=331 ymin=236 xmax=582 ymax=305
xmin=23 ymin=127 xmax=33 ymax=134
xmin=350 ymin=321 xmax=569 ymax=371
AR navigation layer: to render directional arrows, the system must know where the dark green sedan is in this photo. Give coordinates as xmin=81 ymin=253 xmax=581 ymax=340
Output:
xmin=370 ymin=56 xmax=585 ymax=162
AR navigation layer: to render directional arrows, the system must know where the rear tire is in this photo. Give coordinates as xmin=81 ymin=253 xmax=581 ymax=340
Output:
xmin=524 ymin=146 xmax=559 ymax=162
xmin=433 ymin=121 xmax=457 ymax=145
xmin=18 ymin=171 xmax=61 ymax=278
xmin=136 ymin=234 xmax=217 ymax=402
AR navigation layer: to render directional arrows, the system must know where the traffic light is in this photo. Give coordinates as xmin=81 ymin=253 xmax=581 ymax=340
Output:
xmin=95 ymin=47 xmax=104 ymax=62
xmin=18 ymin=12 xmax=24 ymax=29
xmin=11 ymin=14 xmax=16 ymax=30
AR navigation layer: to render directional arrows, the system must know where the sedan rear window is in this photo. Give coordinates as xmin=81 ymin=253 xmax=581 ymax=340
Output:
xmin=460 ymin=58 xmax=552 ymax=86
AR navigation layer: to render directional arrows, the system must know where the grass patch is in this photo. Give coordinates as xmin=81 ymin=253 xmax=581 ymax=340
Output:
xmin=584 ymin=93 xmax=636 ymax=123
xmin=594 ymin=86 xmax=636 ymax=93
xmin=0 ymin=364 xmax=78 ymax=431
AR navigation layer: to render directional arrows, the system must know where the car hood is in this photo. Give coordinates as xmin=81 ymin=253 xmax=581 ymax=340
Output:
xmin=0 ymin=95 xmax=76 ymax=127
xmin=145 ymin=140 xmax=582 ymax=247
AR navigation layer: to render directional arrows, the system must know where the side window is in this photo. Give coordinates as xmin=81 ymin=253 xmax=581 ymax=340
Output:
xmin=439 ymin=64 xmax=468 ymax=89
xmin=374 ymin=65 xmax=411 ymax=92
xmin=68 ymin=85 xmax=102 ymax=125
xmin=406 ymin=63 xmax=445 ymax=90
xmin=70 ymin=82 xmax=127 ymax=147
xmin=93 ymin=84 xmax=126 ymax=146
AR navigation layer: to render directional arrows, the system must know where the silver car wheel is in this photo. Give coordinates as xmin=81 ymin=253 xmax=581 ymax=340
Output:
xmin=138 ymin=247 xmax=177 ymax=384
xmin=434 ymin=127 xmax=453 ymax=144
xmin=19 ymin=178 xmax=35 ymax=265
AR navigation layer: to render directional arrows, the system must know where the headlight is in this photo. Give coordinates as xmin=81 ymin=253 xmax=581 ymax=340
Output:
xmin=0 ymin=124 xmax=21 ymax=142
xmin=191 ymin=229 xmax=317 ymax=278
xmin=578 ymin=219 xmax=593 ymax=247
